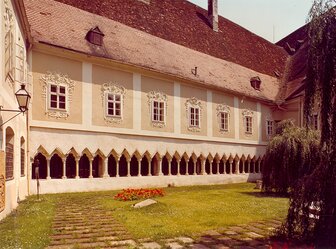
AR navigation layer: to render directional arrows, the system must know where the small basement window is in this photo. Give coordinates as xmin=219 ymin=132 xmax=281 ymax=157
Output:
xmin=250 ymin=76 xmax=261 ymax=91
xmin=86 ymin=27 xmax=104 ymax=46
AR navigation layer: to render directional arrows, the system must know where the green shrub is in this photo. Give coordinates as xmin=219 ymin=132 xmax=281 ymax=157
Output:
xmin=262 ymin=120 xmax=320 ymax=194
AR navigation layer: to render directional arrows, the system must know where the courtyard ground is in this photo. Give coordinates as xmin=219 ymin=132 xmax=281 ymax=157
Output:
xmin=0 ymin=183 xmax=293 ymax=248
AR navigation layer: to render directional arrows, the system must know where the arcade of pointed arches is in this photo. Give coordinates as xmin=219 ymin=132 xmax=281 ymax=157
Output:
xmin=32 ymin=146 xmax=264 ymax=180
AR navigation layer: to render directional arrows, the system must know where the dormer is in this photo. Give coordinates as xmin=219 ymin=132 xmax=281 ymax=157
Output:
xmin=250 ymin=76 xmax=261 ymax=91
xmin=86 ymin=27 xmax=104 ymax=46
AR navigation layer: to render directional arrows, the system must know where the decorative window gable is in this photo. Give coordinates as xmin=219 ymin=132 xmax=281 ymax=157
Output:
xmin=41 ymin=72 xmax=75 ymax=119
xmin=101 ymin=83 xmax=126 ymax=124
xmin=216 ymin=104 xmax=230 ymax=132
xmin=185 ymin=97 xmax=202 ymax=132
xmin=147 ymin=91 xmax=167 ymax=128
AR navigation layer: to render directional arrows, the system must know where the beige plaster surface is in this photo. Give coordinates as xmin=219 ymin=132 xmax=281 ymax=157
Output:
xmin=32 ymin=51 xmax=82 ymax=124
xmin=141 ymin=76 xmax=174 ymax=133
xmin=92 ymin=64 xmax=133 ymax=129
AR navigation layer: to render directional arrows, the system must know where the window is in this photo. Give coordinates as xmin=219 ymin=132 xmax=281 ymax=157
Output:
xmin=266 ymin=120 xmax=274 ymax=136
xmin=106 ymin=93 xmax=122 ymax=117
xmin=152 ymin=100 xmax=165 ymax=122
xmin=312 ymin=114 xmax=319 ymax=130
xmin=244 ymin=116 xmax=253 ymax=134
xmin=4 ymin=31 xmax=14 ymax=79
xmin=20 ymin=137 xmax=25 ymax=176
xmin=220 ymin=112 xmax=229 ymax=131
xmin=189 ymin=107 xmax=200 ymax=127
xmin=5 ymin=127 xmax=14 ymax=181
xmin=49 ymin=84 xmax=66 ymax=110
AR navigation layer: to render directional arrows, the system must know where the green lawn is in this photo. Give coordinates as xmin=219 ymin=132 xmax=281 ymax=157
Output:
xmin=0 ymin=183 xmax=288 ymax=248
xmin=101 ymin=183 xmax=289 ymax=239
xmin=0 ymin=195 xmax=56 ymax=249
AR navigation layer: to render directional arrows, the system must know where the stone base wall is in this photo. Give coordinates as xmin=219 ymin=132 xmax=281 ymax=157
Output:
xmin=0 ymin=151 xmax=5 ymax=213
xmin=29 ymin=173 xmax=261 ymax=194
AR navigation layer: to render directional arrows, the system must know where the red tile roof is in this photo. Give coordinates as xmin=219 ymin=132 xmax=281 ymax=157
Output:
xmin=53 ymin=0 xmax=288 ymax=77
xmin=24 ymin=0 xmax=281 ymax=102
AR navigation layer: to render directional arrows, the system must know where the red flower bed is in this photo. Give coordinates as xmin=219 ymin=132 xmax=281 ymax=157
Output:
xmin=114 ymin=188 xmax=165 ymax=201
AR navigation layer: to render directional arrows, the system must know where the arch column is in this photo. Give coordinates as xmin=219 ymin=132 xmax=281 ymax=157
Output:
xmin=209 ymin=160 xmax=213 ymax=175
xmin=193 ymin=160 xmax=197 ymax=175
xmin=201 ymin=159 xmax=206 ymax=175
xmin=62 ymin=157 xmax=67 ymax=179
xmin=158 ymin=158 xmax=163 ymax=176
xmin=229 ymin=160 xmax=233 ymax=174
xmin=247 ymin=160 xmax=251 ymax=173
xmin=103 ymin=157 xmax=109 ymax=178
xmin=177 ymin=159 xmax=181 ymax=176
xmin=75 ymin=157 xmax=80 ymax=179
xmin=235 ymin=159 xmax=239 ymax=174
xmin=138 ymin=159 xmax=141 ymax=177
xmin=127 ymin=159 xmax=131 ymax=177
xmin=116 ymin=156 xmax=120 ymax=177
xmin=253 ymin=161 xmax=256 ymax=173
xmin=257 ymin=160 xmax=261 ymax=173
xmin=216 ymin=160 xmax=220 ymax=175
xmin=148 ymin=158 xmax=152 ymax=176
xmin=186 ymin=159 xmax=189 ymax=176
xmin=89 ymin=158 xmax=93 ymax=178
xmin=223 ymin=159 xmax=227 ymax=174
xmin=46 ymin=157 xmax=51 ymax=180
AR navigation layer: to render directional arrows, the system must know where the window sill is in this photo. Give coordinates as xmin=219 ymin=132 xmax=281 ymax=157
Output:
xmin=5 ymin=177 xmax=14 ymax=182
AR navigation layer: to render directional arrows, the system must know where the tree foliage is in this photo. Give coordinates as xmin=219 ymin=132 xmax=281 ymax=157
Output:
xmin=262 ymin=120 xmax=320 ymax=194
xmin=282 ymin=1 xmax=336 ymax=247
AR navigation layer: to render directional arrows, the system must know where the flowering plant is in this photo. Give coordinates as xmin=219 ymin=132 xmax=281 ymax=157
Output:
xmin=114 ymin=188 xmax=165 ymax=201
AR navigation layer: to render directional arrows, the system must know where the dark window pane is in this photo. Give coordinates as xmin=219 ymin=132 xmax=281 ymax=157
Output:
xmin=51 ymin=95 xmax=57 ymax=101
xmin=115 ymin=110 xmax=121 ymax=116
xmin=108 ymin=94 xmax=113 ymax=101
xmin=59 ymin=96 xmax=65 ymax=102
xmin=108 ymin=103 xmax=113 ymax=108
xmin=115 ymin=95 xmax=121 ymax=101
xmin=51 ymin=85 xmax=57 ymax=92
xmin=59 ymin=102 xmax=66 ymax=109
xmin=60 ymin=86 xmax=66 ymax=94
xmin=50 ymin=101 xmax=57 ymax=108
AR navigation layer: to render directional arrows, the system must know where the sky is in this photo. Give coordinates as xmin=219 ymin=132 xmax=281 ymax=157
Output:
xmin=188 ymin=0 xmax=314 ymax=43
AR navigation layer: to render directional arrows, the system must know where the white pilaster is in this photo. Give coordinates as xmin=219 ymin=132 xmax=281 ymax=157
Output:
xmin=82 ymin=62 xmax=92 ymax=128
xmin=257 ymin=102 xmax=262 ymax=143
xmin=174 ymin=82 xmax=181 ymax=134
xmin=207 ymin=90 xmax=213 ymax=137
xmin=234 ymin=96 xmax=240 ymax=140
xmin=133 ymin=73 xmax=141 ymax=131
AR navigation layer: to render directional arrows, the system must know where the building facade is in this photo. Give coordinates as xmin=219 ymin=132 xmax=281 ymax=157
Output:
xmin=0 ymin=0 xmax=311 ymax=219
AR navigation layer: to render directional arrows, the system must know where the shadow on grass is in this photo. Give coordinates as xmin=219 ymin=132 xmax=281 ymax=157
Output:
xmin=239 ymin=191 xmax=289 ymax=198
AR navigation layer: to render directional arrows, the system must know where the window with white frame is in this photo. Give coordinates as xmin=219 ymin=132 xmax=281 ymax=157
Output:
xmin=244 ymin=116 xmax=253 ymax=134
xmin=266 ymin=120 xmax=274 ymax=136
xmin=49 ymin=84 xmax=66 ymax=110
xmin=312 ymin=113 xmax=319 ymax=130
xmin=220 ymin=112 xmax=229 ymax=131
xmin=189 ymin=107 xmax=200 ymax=127
xmin=152 ymin=100 xmax=165 ymax=122
xmin=106 ymin=93 xmax=122 ymax=117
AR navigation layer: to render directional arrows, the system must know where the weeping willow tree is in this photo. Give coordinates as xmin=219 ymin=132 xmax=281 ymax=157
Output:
xmin=262 ymin=120 xmax=320 ymax=194
xmin=282 ymin=1 xmax=336 ymax=247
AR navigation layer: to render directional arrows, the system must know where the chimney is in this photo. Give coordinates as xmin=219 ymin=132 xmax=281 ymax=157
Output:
xmin=208 ymin=0 xmax=218 ymax=32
